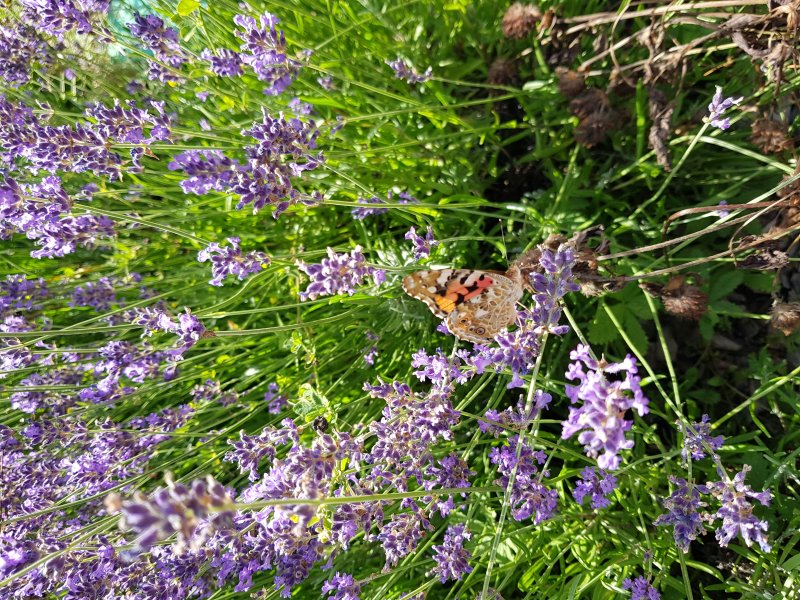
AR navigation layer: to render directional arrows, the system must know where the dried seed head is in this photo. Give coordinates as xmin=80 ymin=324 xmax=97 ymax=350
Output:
xmin=569 ymin=87 xmax=609 ymax=120
xmin=556 ymin=67 xmax=585 ymax=98
xmin=502 ymin=3 xmax=542 ymax=39
xmin=574 ymin=111 xmax=617 ymax=148
xmin=751 ymin=118 xmax=793 ymax=154
xmin=488 ymin=58 xmax=518 ymax=85
xmin=769 ymin=301 xmax=800 ymax=336
xmin=642 ymin=277 xmax=708 ymax=320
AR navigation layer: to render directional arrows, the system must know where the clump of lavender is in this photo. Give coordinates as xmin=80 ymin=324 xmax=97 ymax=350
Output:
xmin=573 ymin=466 xmax=617 ymax=509
xmin=233 ymin=12 xmax=301 ymax=95
xmin=387 ymin=57 xmax=432 ymax=83
xmin=322 ymin=573 xmax=361 ymax=600
xmin=128 ymin=306 xmax=207 ymax=359
xmin=705 ymin=465 xmax=771 ymax=552
xmin=561 ymin=344 xmax=649 ymax=470
xmin=654 ymin=476 xmax=708 ymax=552
xmin=405 ymin=225 xmax=436 ymax=260
xmin=21 ymin=0 xmax=109 ymax=39
xmin=622 ymin=576 xmax=660 ymax=600
xmin=127 ymin=12 xmax=187 ymax=83
xmin=430 ymin=524 xmax=473 ymax=583
xmin=678 ymin=414 xmax=724 ymax=462
xmin=107 ymin=474 xmax=233 ymax=554
xmin=0 ymin=23 xmax=48 ymax=86
xmin=706 ymin=86 xmax=743 ymax=130
xmin=489 ymin=435 xmax=558 ymax=523
xmin=264 ymin=382 xmax=288 ymax=414
xmin=297 ymin=246 xmax=386 ymax=301
xmin=168 ymin=149 xmax=242 ymax=195
xmin=198 ymin=237 xmax=271 ymax=286
xmin=1 ymin=274 xmax=49 ymax=316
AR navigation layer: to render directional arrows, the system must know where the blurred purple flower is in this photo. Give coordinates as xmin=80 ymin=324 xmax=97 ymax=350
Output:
xmin=297 ymin=246 xmax=385 ymax=300
xmin=0 ymin=274 xmax=49 ymax=316
xmin=561 ymin=344 xmax=649 ymax=470
xmin=405 ymin=225 xmax=436 ymax=260
xmin=478 ymin=391 xmax=551 ymax=437
xmin=127 ymin=13 xmax=186 ymax=83
xmin=423 ymin=453 xmax=474 ymax=517
xmin=264 ymin=382 xmax=288 ymax=414
xmin=430 ymin=524 xmax=472 ymax=583
xmin=377 ymin=506 xmax=433 ymax=568
xmin=0 ymin=23 xmax=48 ymax=86
xmin=21 ymin=0 xmax=109 ymax=39
xmin=70 ymin=277 xmax=118 ymax=311
xmin=351 ymin=191 xmax=418 ymax=220
xmin=622 ymin=576 xmax=660 ymax=600
xmin=678 ymin=415 xmax=724 ymax=462
xmin=706 ymin=86 xmax=742 ymax=131
xmin=573 ymin=466 xmax=617 ymax=509
xmin=198 ymin=236 xmax=270 ymax=286
xmin=387 ymin=57 xmax=432 ymax=83
xmin=322 ymin=572 xmax=361 ymax=600
xmin=654 ymin=476 xmax=707 ymax=553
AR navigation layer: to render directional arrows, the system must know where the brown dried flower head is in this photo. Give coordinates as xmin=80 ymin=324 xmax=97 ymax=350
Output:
xmin=502 ymin=3 xmax=542 ymax=39
xmin=769 ymin=301 xmax=800 ymax=336
xmin=641 ymin=276 xmax=709 ymax=320
xmin=556 ymin=67 xmax=586 ymax=99
xmin=751 ymin=118 xmax=794 ymax=154
xmin=488 ymin=58 xmax=519 ymax=86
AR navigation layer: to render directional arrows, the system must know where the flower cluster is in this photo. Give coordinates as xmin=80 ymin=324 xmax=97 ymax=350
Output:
xmin=706 ymin=86 xmax=743 ymax=130
xmin=622 ymin=576 xmax=660 ymax=600
xmin=573 ymin=466 xmax=618 ymax=509
xmin=264 ymin=382 xmax=288 ymax=414
xmin=168 ymin=149 xmax=242 ymax=194
xmin=387 ymin=57 xmax=432 ymax=83
xmin=297 ymin=246 xmax=386 ymax=300
xmin=490 ymin=435 xmax=558 ymax=523
xmin=322 ymin=573 xmax=361 ymax=600
xmin=351 ymin=191 xmax=418 ymax=219
xmin=198 ymin=237 xmax=271 ymax=286
xmin=201 ymin=48 xmax=244 ymax=77
xmin=653 ymin=476 xmax=707 ymax=552
xmin=478 ymin=391 xmax=551 ymax=436
xmin=405 ymin=225 xmax=436 ymax=260
xmin=21 ymin=0 xmax=109 ymax=40
xmin=561 ymin=344 xmax=649 ymax=470
xmin=233 ymin=12 xmax=301 ymax=95
xmin=0 ymin=23 xmax=49 ymax=86
xmin=430 ymin=524 xmax=473 ymax=583
xmin=678 ymin=414 xmax=724 ymax=462
xmin=128 ymin=306 xmax=207 ymax=359
xmin=127 ymin=12 xmax=187 ymax=83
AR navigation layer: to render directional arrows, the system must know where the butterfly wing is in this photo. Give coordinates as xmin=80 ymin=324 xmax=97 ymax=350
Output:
xmin=403 ymin=269 xmax=523 ymax=342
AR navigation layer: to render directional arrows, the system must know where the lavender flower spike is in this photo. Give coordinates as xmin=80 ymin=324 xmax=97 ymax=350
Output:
xmin=622 ymin=576 xmax=660 ymax=600
xmin=297 ymin=246 xmax=385 ymax=300
xmin=678 ymin=414 xmax=724 ymax=462
xmin=198 ymin=236 xmax=270 ymax=286
xmin=705 ymin=465 xmax=771 ymax=552
xmin=706 ymin=86 xmax=743 ymax=131
xmin=405 ymin=225 xmax=436 ymax=260
xmin=430 ymin=524 xmax=473 ymax=583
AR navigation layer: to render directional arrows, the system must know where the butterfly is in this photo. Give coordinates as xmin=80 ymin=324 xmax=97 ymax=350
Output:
xmin=402 ymin=266 xmax=524 ymax=343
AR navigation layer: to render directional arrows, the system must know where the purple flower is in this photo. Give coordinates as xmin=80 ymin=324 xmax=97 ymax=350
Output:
xmin=108 ymin=474 xmax=233 ymax=554
xmin=0 ymin=274 xmax=49 ymax=316
xmin=705 ymin=465 xmax=771 ymax=552
xmin=21 ymin=0 xmax=109 ymax=39
xmin=351 ymin=196 xmax=388 ymax=219
xmin=70 ymin=277 xmax=118 ymax=311
xmin=489 ymin=435 xmax=558 ymax=523
xmin=289 ymin=98 xmax=313 ymax=115
xmin=0 ymin=24 xmax=48 ymax=86
xmin=198 ymin=237 xmax=271 ymax=286
xmin=678 ymin=415 xmax=724 ymax=462
xmin=622 ymin=576 xmax=660 ymax=600
xmin=573 ymin=466 xmax=617 ymax=509
xmin=529 ymin=246 xmax=580 ymax=334
xmin=411 ymin=348 xmax=472 ymax=390
xmin=377 ymin=507 xmax=432 ymax=568
xmin=362 ymin=330 xmax=379 ymax=365
xmin=654 ymin=476 xmax=708 ymax=552
xmin=233 ymin=12 xmax=300 ymax=95
xmin=225 ymin=420 xmax=297 ymax=481
xmin=706 ymin=86 xmax=743 ymax=130
xmin=127 ymin=13 xmax=186 ymax=83
xmin=297 ymin=246 xmax=385 ymax=301
xmin=321 ymin=572 xmax=361 ymax=600
xmin=423 ymin=453 xmax=475 ymax=517
xmin=168 ymin=149 xmax=242 ymax=195
xmin=387 ymin=57 xmax=432 ymax=83
xmin=405 ymin=226 xmax=436 ymax=260
xmin=264 ymin=382 xmax=288 ymax=414
xmin=561 ymin=344 xmax=649 ymax=470
xmin=430 ymin=524 xmax=472 ymax=583
xmin=201 ymin=48 xmax=244 ymax=77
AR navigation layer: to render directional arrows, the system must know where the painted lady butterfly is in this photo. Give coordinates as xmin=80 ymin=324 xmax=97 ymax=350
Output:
xmin=402 ymin=265 xmax=523 ymax=343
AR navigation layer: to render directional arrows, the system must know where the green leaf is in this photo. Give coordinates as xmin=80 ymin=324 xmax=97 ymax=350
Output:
xmin=621 ymin=310 xmax=648 ymax=356
xmin=176 ymin=0 xmax=200 ymax=16
xmin=708 ymin=269 xmax=744 ymax=302
xmin=588 ymin=304 xmax=619 ymax=346
xmin=291 ymin=383 xmax=330 ymax=419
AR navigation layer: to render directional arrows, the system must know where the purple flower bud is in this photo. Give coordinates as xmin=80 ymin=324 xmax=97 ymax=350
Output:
xmin=430 ymin=524 xmax=473 ymax=583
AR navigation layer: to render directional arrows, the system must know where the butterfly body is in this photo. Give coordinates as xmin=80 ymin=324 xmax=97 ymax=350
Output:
xmin=403 ymin=266 xmax=523 ymax=342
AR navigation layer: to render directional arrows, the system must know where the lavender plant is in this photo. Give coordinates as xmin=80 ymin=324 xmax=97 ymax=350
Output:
xmin=0 ymin=1 xmax=792 ymax=599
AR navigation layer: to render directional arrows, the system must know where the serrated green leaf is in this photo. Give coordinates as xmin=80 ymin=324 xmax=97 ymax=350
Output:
xmin=708 ymin=269 xmax=744 ymax=302
xmin=291 ymin=383 xmax=330 ymax=419
xmin=699 ymin=311 xmax=717 ymax=341
xmin=621 ymin=311 xmax=648 ymax=356
xmin=588 ymin=304 xmax=619 ymax=346
xmin=176 ymin=0 xmax=200 ymax=16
